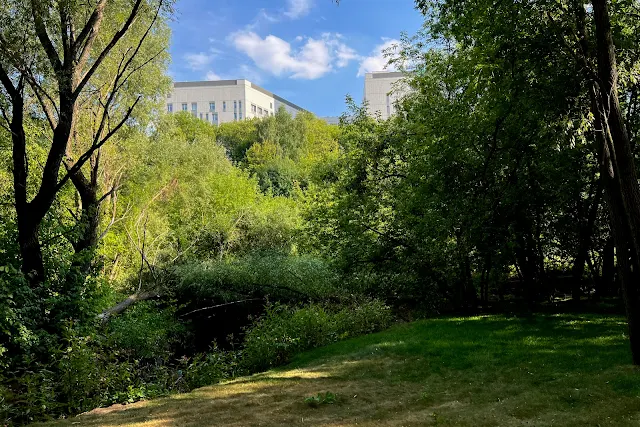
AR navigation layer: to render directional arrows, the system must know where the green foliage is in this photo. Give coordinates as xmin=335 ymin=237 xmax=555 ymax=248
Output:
xmin=306 ymin=0 xmax=640 ymax=309
xmin=241 ymin=300 xmax=392 ymax=372
xmin=304 ymin=391 xmax=337 ymax=407
xmin=174 ymin=253 xmax=341 ymax=303
xmin=1 ymin=326 xmax=170 ymax=424
xmin=107 ymin=302 xmax=185 ymax=360
xmin=218 ymin=108 xmax=339 ymax=197
xmin=217 ymin=119 xmax=259 ymax=164
xmin=181 ymin=348 xmax=243 ymax=389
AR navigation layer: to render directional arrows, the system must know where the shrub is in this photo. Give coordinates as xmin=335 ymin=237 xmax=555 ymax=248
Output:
xmin=181 ymin=347 xmax=243 ymax=389
xmin=107 ymin=301 xmax=186 ymax=361
xmin=174 ymin=254 xmax=342 ymax=304
xmin=241 ymin=300 xmax=392 ymax=372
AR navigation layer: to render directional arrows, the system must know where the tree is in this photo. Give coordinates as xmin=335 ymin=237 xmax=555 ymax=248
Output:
xmin=0 ymin=0 xmax=171 ymax=288
xmin=590 ymin=0 xmax=640 ymax=364
xmin=413 ymin=0 xmax=640 ymax=362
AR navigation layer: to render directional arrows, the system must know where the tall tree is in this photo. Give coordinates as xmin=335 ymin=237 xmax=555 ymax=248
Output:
xmin=0 ymin=0 xmax=171 ymax=287
xmin=590 ymin=0 xmax=640 ymax=364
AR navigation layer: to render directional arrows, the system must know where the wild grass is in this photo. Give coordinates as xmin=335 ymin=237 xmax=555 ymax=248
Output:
xmin=38 ymin=314 xmax=640 ymax=426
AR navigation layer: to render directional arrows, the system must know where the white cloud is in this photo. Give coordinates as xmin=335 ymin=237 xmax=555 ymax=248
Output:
xmin=184 ymin=52 xmax=214 ymax=71
xmin=330 ymin=38 xmax=359 ymax=68
xmin=284 ymin=0 xmax=313 ymax=19
xmin=205 ymin=71 xmax=222 ymax=80
xmin=357 ymin=39 xmax=400 ymax=77
xmin=231 ymin=31 xmax=357 ymax=80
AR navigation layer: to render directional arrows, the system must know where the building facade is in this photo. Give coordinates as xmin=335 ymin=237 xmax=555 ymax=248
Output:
xmin=167 ymin=79 xmax=306 ymax=125
xmin=320 ymin=116 xmax=340 ymax=125
xmin=363 ymin=71 xmax=406 ymax=120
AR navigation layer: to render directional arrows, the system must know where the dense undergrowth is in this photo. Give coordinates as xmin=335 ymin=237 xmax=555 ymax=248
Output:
xmin=1 ymin=297 xmax=391 ymax=424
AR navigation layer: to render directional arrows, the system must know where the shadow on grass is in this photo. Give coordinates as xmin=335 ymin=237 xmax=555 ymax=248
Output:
xmin=41 ymin=314 xmax=640 ymax=427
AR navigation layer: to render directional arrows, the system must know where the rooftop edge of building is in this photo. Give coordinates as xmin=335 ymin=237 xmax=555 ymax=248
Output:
xmin=365 ymin=71 xmax=405 ymax=79
xmin=172 ymin=79 xmax=307 ymax=113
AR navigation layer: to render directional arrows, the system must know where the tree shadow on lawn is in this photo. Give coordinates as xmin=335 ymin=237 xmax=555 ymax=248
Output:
xmin=42 ymin=314 xmax=640 ymax=427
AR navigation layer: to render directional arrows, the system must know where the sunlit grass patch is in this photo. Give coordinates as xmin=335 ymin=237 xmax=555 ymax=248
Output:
xmin=39 ymin=313 xmax=640 ymax=427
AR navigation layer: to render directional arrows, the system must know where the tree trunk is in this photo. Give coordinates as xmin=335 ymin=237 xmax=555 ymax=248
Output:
xmin=17 ymin=215 xmax=45 ymax=282
xmin=97 ymin=291 xmax=161 ymax=323
xmin=592 ymin=0 xmax=640 ymax=364
xmin=69 ymin=169 xmax=100 ymax=270
xmin=8 ymin=90 xmax=46 ymax=283
xmin=599 ymin=237 xmax=616 ymax=297
xmin=571 ymin=182 xmax=603 ymax=301
xmin=514 ymin=215 xmax=542 ymax=306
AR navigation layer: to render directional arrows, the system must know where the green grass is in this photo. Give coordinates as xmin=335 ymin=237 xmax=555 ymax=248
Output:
xmin=39 ymin=314 xmax=640 ymax=426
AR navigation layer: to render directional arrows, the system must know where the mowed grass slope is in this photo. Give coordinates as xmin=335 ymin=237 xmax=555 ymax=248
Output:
xmin=41 ymin=314 xmax=640 ymax=426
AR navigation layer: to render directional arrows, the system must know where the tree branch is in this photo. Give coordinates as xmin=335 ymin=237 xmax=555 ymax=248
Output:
xmin=180 ymin=299 xmax=264 ymax=318
xmin=30 ymin=0 xmax=63 ymax=75
xmin=74 ymin=0 xmax=146 ymax=97
xmin=73 ymin=0 xmax=107 ymax=70
xmin=0 ymin=63 xmax=18 ymax=98
xmin=97 ymin=290 xmax=161 ymax=323
xmin=55 ymin=96 xmax=141 ymax=192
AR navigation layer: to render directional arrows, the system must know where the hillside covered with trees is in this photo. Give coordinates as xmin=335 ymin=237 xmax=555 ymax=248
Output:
xmin=1 ymin=0 xmax=640 ymax=425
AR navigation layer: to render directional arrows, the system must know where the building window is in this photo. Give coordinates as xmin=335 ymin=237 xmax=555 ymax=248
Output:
xmin=213 ymin=113 xmax=218 ymax=124
xmin=223 ymin=101 xmax=226 ymax=112
xmin=387 ymin=105 xmax=391 ymax=116
xmin=200 ymin=113 xmax=203 ymax=119
xmin=257 ymin=107 xmax=263 ymax=115
xmin=234 ymin=100 xmax=237 ymax=111
xmin=191 ymin=102 xmax=197 ymax=112
xmin=234 ymin=112 xmax=238 ymax=121
xmin=209 ymin=102 xmax=215 ymax=111
xmin=251 ymin=104 xmax=257 ymax=113
xmin=239 ymin=101 xmax=242 ymax=110
xmin=270 ymin=102 xmax=273 ymax=109
xmin=167 ymin=103 xmax=173 ymax=113
xmin=239 ymin=112 xmax=243 ymax=120
xmin=182 ymin=103 xmax=188 ymax=111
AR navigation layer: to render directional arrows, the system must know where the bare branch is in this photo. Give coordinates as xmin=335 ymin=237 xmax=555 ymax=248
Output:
xmin=99 ymin=202 xmax=131 ymax=241
xmin=97 ymin=290 xmax=161 ymax=323
xmin=180 ymin=299 xmax=264 ymax=318
xmin=98 ymin=182 xmax=123 ymax=205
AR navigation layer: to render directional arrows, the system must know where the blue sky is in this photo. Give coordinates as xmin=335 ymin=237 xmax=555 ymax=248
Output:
xmin=168 ymin=0 xmax=424 ymax=117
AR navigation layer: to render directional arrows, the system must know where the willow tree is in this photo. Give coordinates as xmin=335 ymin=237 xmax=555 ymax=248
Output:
xmin=0 ymin=0 xmax=172 ymax=289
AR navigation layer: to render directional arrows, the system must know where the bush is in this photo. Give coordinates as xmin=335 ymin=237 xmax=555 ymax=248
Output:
xmin=181 ymin=347 xmax=243 ymax=389
xmin=0 ymin=323 xmax=240 ymax=424
xmin=241 ymin=300 xmax=392 ymax=372
xmin=174 ymin=254 xmax=342 ymax=304
xmin=107 ymin=301 xmax=186 ymax=361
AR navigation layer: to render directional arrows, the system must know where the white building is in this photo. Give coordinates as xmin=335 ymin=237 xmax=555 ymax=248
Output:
xmin=320 ymin=116 xmax=340 ymax=125
xmin=167 ymin=79 xmax=306 ymax=125
xmin=363 ymin=71 xmax=406 ymax=120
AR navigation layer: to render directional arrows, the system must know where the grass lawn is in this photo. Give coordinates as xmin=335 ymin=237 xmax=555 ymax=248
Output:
xmin=40 ymin=314 xmax=640 ymax=426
